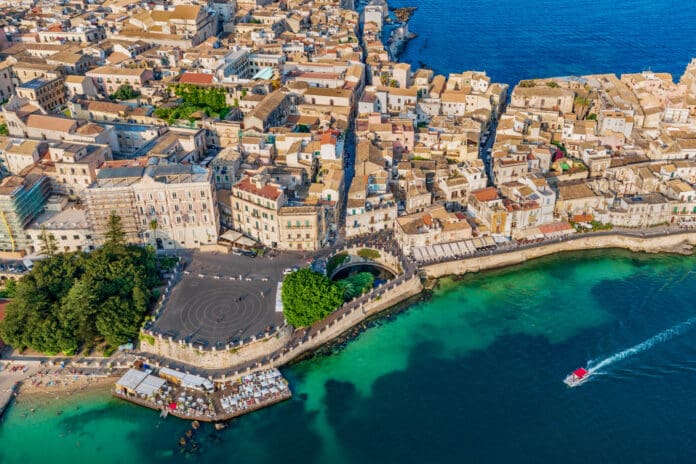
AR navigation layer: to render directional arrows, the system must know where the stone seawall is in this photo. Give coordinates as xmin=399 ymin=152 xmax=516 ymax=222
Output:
xmin=139 ymin=327 xmax=293 ymax=370
xmin=272 ymin=275 xmax=423 ymax=366
xmin=139 ymin=275 xmax=423 ymax=376
xmin=210 ymin=275 xmax=423 ymax=380
xmin=422 ymin=232 xmax=696 ymax=279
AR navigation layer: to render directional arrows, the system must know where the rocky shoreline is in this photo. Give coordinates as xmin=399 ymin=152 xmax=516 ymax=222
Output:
xmin=392 ymin=6 xmax=417 ymax=22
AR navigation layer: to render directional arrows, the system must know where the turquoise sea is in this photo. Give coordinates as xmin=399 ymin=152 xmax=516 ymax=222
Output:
xmin=2 ymin=250 xmax=696 ymax=463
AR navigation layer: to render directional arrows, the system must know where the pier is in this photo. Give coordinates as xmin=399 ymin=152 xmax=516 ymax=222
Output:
xmin=112 ymin=367 xmax=292 ymax=423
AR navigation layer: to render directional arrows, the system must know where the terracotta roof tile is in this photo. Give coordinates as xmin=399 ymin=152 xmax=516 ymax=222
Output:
xmin=179 ymin=72 xmax=214 ymax=85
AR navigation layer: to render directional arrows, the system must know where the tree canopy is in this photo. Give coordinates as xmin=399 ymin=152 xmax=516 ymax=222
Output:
xmin=281 ymin=269 xmax=343 ymax=328
xmin=110 ymin=84 xmax=140 ymax=101
xmin=336 ymin=272 xmax=375 ymax=300
xmin=0 ymin=214 xmax=159 ymax=355
xmin=154 ymin=84 xmax=231 ymax=124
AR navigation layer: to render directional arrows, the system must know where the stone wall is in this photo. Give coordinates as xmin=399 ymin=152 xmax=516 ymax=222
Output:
xmin=271 ymin=274 xmax=423 ymax=364
xmin=139 ymin=273 xmax=423 ymax=379
xmin=209 ymin=274 xmax=424 ymax=381
xmin=139 ymin=326 xmax=293 ymax=369
xmin=331 ymin=246 xmax=403 ymax=277
xmin=423 ymin=232 xmax=696 ymax=279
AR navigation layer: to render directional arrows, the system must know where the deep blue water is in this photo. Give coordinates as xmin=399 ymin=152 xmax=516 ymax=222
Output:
xmin=391 ymin=0 xmax=696 ymax=85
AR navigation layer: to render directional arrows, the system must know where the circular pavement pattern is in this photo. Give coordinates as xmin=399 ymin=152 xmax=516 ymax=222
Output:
xmin=153 ymin=275 xmax=282 ymax=347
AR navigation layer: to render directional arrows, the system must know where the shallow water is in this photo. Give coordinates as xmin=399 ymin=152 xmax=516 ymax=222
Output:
xmin=2 ymin=250 xmax=696 ymax=463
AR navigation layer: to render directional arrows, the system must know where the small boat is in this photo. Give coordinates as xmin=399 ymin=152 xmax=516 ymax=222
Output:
xmin=564 ymin=367 xmax=590 ymax=387
xmin=191 ymin=420 xmax=200 ymax=430
xmin=214 ymin=422 xmax=227 ymax=431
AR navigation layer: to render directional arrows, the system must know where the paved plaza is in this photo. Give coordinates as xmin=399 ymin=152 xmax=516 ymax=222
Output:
xmin=151 ymin=252 xmax=303 ymax=348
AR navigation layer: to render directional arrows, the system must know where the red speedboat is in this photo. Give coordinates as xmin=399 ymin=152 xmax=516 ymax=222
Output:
xmin=564 ymin=367 xmax=590 ymax=387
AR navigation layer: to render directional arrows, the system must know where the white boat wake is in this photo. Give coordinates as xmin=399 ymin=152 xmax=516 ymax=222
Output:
xmin=588 ymin=316 xmax=696 ymax=374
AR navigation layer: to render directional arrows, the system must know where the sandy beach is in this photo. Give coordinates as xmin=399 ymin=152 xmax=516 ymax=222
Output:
xmin=0 ymin=360 xmax=123 ymax=413
xmin=17 ymin=372 xmax=116 ymax=400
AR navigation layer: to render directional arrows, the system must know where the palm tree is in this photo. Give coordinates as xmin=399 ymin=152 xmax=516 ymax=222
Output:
xmin=149 ymin=219 xmax=159 ymax=249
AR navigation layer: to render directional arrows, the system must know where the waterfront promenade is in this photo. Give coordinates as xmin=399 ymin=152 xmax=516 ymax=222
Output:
xmin=421 ymin=227 xmax=696 ymax=278
xmin=134 ymin=226 xmax=696 ymax=384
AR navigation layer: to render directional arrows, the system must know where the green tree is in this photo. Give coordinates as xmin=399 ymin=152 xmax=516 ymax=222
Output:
xmin=110 ymin=84 xmax=140 ymax=101
xmin=149 ymin=219 xmax=158 ymax=246
xmin=326 ymin=252 xmax=348 ymax=276
xmin=105 ymin=212 xmax=126 ymax=248
xmin=281 ymin=269 xmax=343 ymax=327
xmin=39 ymin=225 xmax=57 ymax=257
xmin=336 ymin=272 xmax=375 ymax=300
xmin=0 ymin=278 xmax=16 ymax=298
xmin=0 ymin=236 xmax=159 ymax=355
xmin=0 ymin=123 xmax=8 ymax=136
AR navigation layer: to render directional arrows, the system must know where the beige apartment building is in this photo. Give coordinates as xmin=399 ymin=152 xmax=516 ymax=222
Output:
xmin=3 ymin=139 xmax=45 ymax=175
xmin=231 ymin=172 xmax=286 ymax=247
xmin=86 ymin=66 xmax=154 ymax=95
xmin=85 ymin=161 xmax=219 ymax=250
xmin=230 ymin=173 xmax=331 ymax=250
xmin=510 ymin=86 xmax=575 ymax=115
xmin=124 ymin=5 xmax=217 ymax=47
xmin=277 ymin=205 xmax=329 ymax=251
xmin=37 ymin=27 xmax=106 ymax=44
xmin=16 ymin=77 xmax=66 ymax=112
xmin=345 ymin=198 xmax=397 ymax=238
xmin=395 ymin=205 xmax=473 ymax=254
xmin=26 ymin=206 xmax=95 ymax=254
xmin=50 ymin=143 xmax=111 ymax=196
